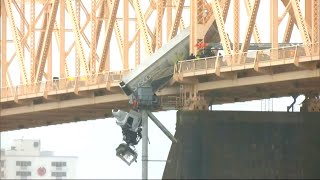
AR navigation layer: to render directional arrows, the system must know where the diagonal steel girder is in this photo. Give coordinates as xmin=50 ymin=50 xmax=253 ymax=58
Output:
xmin=98 ymin=0 xmax=120 ymax=73
xmin=212 ymin=0 xmax=232 ymax=63
xmin=169 ymin=0 xmax=185 ymax=40
xmin=35 ymin=0 xmax=59 ymax=83
xmin=290 ymin=0 xmax=312 ymax=55
xmin=132 ymin=0 xmax=153 ymax=55
xmin=4 ymin=0 xmax=28 ymax=84
xmin=243 ymin=0 xmax=261 ymax=43
xmin=240 ymin=0 xmax=260 ymax=53
xmin=65 ymin=0 xmax=90 ymax=75
xmin=155 ymin=0 xmax=166 ymax=49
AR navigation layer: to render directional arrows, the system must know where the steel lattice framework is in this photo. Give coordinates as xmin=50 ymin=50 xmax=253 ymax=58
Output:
xmin=1 ymin=0 xmax=318 ymax=87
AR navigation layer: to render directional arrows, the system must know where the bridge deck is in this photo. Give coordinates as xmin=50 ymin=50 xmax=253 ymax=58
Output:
xmin=174 ymin=43 xmax=320 ymax=103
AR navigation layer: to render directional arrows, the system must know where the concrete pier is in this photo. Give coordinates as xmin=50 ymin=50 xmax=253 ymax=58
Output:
xmin=163 ymin=111 xmax=320 ymax=179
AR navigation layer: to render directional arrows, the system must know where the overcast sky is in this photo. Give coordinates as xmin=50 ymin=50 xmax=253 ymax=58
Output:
xmin=0 ymin=0 xmax=308 ymax=179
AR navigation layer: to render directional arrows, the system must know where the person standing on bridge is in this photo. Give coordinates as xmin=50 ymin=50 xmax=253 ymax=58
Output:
xmin=188 ymin=53 xmax=196 ymax=60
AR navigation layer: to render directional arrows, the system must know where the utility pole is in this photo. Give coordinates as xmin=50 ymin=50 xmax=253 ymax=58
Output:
xmin=141 ymin=110 xmax=148 ymax=180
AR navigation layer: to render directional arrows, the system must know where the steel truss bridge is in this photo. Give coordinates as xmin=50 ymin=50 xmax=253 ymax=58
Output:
xmin=0 ymin=0 xmax=319 ymax=131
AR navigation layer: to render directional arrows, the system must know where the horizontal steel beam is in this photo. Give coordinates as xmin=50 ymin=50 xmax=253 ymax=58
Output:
xmin=209 ymin=43 xmax=303 ymax=50
xmin=197 ymin=69 xmax=320 ymax=91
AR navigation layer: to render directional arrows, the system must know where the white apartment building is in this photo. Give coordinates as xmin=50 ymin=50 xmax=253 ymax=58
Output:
xmin=0 ymin=139 xmax=77 ymax=179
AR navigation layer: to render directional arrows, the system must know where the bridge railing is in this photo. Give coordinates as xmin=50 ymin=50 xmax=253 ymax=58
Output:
xmin=219 ymin=55 xmax=229 ymax=67
xmin=0 ymin=70 xmax=132 ymax=101
xmin=206 ymin=57 xmax=216 ymax=69
xmin=194 ymin=58 xmax=207 ymax=70
xmin=176 ymin=43 xmax=320 ymax=74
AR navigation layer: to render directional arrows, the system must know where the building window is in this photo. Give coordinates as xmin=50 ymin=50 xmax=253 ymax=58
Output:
xmin=33 ymin=141 xmax=39 ymax=148
xmin=0 ymin=160 xmax=4 ymax=167
xmin=16 ymin=161 xmax=31 ymax=167
xmin=51 ymin=162 xmax=67 ymax=167
xmin=51 ymin=171 xmax=67 ymax=177
xmin=16 ymin=171 xmax=31 ymax=176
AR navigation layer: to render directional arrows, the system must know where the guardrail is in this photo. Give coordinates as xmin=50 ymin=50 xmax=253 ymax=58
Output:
xmin=175 ymin=43 xmax=320 ymax=74
xmin=0 ymin=70 xmax=131 ymax=101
